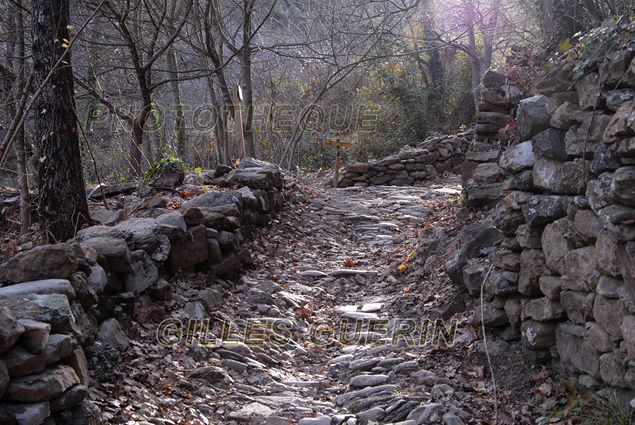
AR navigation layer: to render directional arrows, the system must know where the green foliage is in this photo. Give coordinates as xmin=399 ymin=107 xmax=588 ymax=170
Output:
xmin=138 ymin=155 xmax=185 ymax=190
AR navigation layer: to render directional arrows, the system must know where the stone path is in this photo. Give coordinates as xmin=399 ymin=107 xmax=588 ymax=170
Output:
xmin=96 ymin=175 xmax=543 ymax=425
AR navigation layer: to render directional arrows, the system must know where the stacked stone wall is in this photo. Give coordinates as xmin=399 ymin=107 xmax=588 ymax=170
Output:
xmin=462 ymin=41 xmax=635 ymax=402
xmin=0 ymin=159 xmax=287 ymax=424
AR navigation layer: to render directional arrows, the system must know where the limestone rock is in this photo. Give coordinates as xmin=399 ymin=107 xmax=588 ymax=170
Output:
xmin=561 ymin=290 xmax=595 ymax=324
xmin=167 ymin=224 xmax=208 ymax=271
xmin=0 ymin=294 xmax=79 ymax=336
xmin=0 ymin=279 xmax=75 ymax=300
xmin=0 ymin=308 xmax=24 ymax=355
xmin=522 ymin=196 xmax=570 ymax=227
xmin=521 ymin=320 xmax=556 ymax=350
xmin=123 ymin=250 xmax=158 ymax=294
xmin=499 ymin=141 xmax=537 ymax=172
xmin=532 ymin=158 xmax=586 ymax=195
xmin=0 ymin=244 xmax=77 ymax=284
xmin=565 ymin=247 xmax=601 ymax=291
xmin=6 ymin=365 xmax=79 ymax=402
xmin=516 ymin=95 xmax=551 ymax=141
xmin=79 ymin=237 xmax=133 ymax=273
xmin=97 ymin=318 xmax=129 ymax=350
xmin=532 ymin=128 xmax=568 ymax=160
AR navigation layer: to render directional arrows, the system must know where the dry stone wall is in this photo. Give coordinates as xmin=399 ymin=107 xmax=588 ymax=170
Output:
xmin=0 ymin=159 xmax=287 ymax=424
xmin=338 ymin=134 xmax=470 ymax=188
xmin=459 ymin=43 xmax=635 ymax=402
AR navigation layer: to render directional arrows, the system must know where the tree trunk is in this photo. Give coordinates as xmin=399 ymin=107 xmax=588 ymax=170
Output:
xmin=32 ymin=0 xmax=89 ymax=241
xmin=167 ymin=44 xmax=187 ymax=159
xmin=242 ymin=0 xmax=256 ymax=158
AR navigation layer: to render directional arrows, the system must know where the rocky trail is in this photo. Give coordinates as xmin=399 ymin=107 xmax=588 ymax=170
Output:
xmin=91 ymin=174 xmax=547 ymax=425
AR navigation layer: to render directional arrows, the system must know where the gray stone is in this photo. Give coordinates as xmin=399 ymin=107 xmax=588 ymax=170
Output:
xmin=503 ymin=170 xmax=536 ymax=191
xmin=472 ymin=162 xmax=503 ymax=184
xmin=522 ymin=196 xmax=570 ymax=227
xmin=183 ymin=301 xmax=206 ymax=319
xmin=532 ymin=128 xmax=568 ymax=160
xmin=334 ymin=384 xmax=399 ymax=406
xmin=182 ymin=190 xmax=242 ymax=210
xmin=574 ymin=210 xmax=602 ymax=243
xmin=503 ymin=191 xmax=532 ymax=210
xmin=532 ymin=158 xmax=586 ymax=195
xmin=516 ymin=224 xmax=543 ymax=249
xmin=80 ymin=237 xmax=133 ymax=273
xmin=350 ymin=374 xmax=390 ymax=388
xmin=521 ymin=297 xmax=564 ymax=321
xmin=586 ymin=322 xmax=614 ymax=353
xmin=517 ymin=95 xmax=551 ymax=140
xmin=499 ymin=141 xmax=537 ymax=172
xmin=16 ymin=319 xmax=50 ymax=353
xmin=112 ymin=218 xmax=159 ymax=253
xmin=485 ymin=270 xmax=518 ymax=296
xmin=443 ymin=413 xmax=466 ymax=425
xmin=550 ymin=101 xmax=582 ymax=130
xmin=521 ymin=320 xmax=556 ymax=349
xmin=564 ymin=114 xmax=611 ymax=157
xmin=0 ymin=401 xmax=50 ymax=425
xmin=86 ymin=265 xmax=107 ymax=294
xmin=123 ymin=250 xmax=158 ymax=294
xmin=6 ymin=365 xmax=79 ymax=402
xmin=475 ymin=302 xmax=508 ymax=327
xmin=416 ymin=227 xmax=448 ymax=259
xmin=612 ymin=166 xmax=635 ymax=207
xmin=69 ymin=400 xmax=103 ymax=425
xmin=227 ymin=402 xmax=275 ymax=421
xmin=537 ymin=62 xmax=575 ymax=96
xmin=2 ymin=333 xmax=73 ymax=376
xmin=0 ymin=294 xmax=79 ymax=336
xmin=406 ymin=403 xmax=444 ymax=423
xmin=542 ymin=221 xmax=575 ymax=275
xmin=603 ymin=101 xmax=635 ymax=144
xmin=357 ymin=407 xmax=385 ymax=421
xmin=0 ymin=279 xmax=75 ymax=300
xmin=599 ymin=351 xmax=629 ymax=388
xmin=97 ymin=318 xmax=129 ymax=350
xmin=560 ymin=291 xmax=595 ymax=324
xmin=593 ymin=295 xmax=625 ymax=340
xmin=167 ymin=224 xmax=208 ymax=271
xmin=575 ymin=72 xmax=602 ymax=110
xmin=621 ymin=315 xmax=635 ymax=358
xmin=65 ymin=347 xmax=90 ymax=386
xmin=156 ymin=211 xmax=187 ymax=238
xmin=587 ymin=173 xmax=615 ymax=214
xmin=227 ymin=167 xmax=284 ymax=190
xmin=50 ymin=384 xmax=88 ymax=412
xmin=519 ymin=249 xmax=546 ymax=296
xmin=539 ymin=276 xmax=562 ymax=300
xmin=0 ymin=308 xmax=24 ymax=355
xmin=297 ymin=417 xmax=332 ymax=425
xmin=0 ymin=244 xmax=77 ymax=284
xmin=565 ymin=247 xmax=601 ymax=291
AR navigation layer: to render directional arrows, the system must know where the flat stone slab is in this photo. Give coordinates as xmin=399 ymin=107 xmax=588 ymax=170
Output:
xmin=0 ymin=279 xmax=75 ymax=300
xmin=6 ymin=365 xmax=79 ymax=402
xmin=330 ymin=269 xmax=378 ymax=277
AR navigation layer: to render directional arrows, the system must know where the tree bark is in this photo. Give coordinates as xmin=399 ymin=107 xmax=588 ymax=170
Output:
xmin=15 ymin=1 xmax=30 ymax=234
xmin=242 ymin=0 xmax=256 ymax=159
xmin=32 ymin=0 xmax=89 ymax=241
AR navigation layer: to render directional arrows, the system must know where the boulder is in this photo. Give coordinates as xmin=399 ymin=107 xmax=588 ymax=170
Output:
xmin=621 ymin=315 xmax=635 ymax=358
xmin=182 ymin=191 xmax=241 ymax=211
xmin=80 ymin=237 xmax=133 ymax=273
xmin=6 ymin=364 xmax=79 ymax=402
xmin=0 ymin=294 xmax=79 ymax=336
xmin=0 ymin=244 xmax=77 ymax=284
xmin=1 ymin=333 xmax=73 ymax=377
xmin=532 ymin=158 xmax=586 ymax=195
xmin=156 ymin=211 xmax=187 ymax=238
xmin=97 ymin=318 xmax=129 ymax=350
xmin=575 ymin=72 xmax=602 ymax=110
xmin=521 ymin=297 xmax=564 ymax=321
xmin=536 ymin=62 xmax=575 ymax=96
xmin=149 ymin=168 xmax=184 ymax=189
xmin=516 ymin=224 xmax=544 ymax=249
xmin=50 ymin=384 xmax=88 ymax=412
xmin=564 ymin=114 xmax=611 ymax=157
xmin=612 ymin=166 xmax=635 ymax=207
xmin=167 ymin=224 xmax=208 ymax=271
xmin=17 ymin=319 xmax=50 ymax=353
xmin=522 ymin=195 xmax=570 ymax=227
xmin=603 ymin=101 xmax=635 ymax=144
xmin=472 ymin=162 xmax=503 ymax=184
xmin=416 ymin=227 xmax=448 ymax=259
xmin=227 ymin=167 xmax=284 ymax=189
xmin=565 ymin=247 xmax=601 ymax=291
xmin=593 ymin=295 xmax=625 ymax=340
xmin=112 ymin=218 xmax=159 ymax=253
xmin=586 ymin=322 xmax=614 ymax=353
xmin=542 ymin=221 xmax=575 ymax=275
xmin=499 ymin=141 xmax=537 ymax=172
xmin=532 ymin=128 xmax=568 ymax=161
xmin=521 ymin=320 xmax=556 ymax=350
xmin=573 ymin=210 xmax=602 ymax=243
xmin=0 ymin=279 xmax=75 ymax=300
xmin=516 ymin=95 xmax=551 ymax=141
xmin=560 ymin=290 xmax=595 ymax=324
xmin=123 ymin=250 xmax=158 ymax=294
xmin=519 ymin=249 xmax=546 ymax=296
xmin=0 ymin=402 xmax=50 ymax=425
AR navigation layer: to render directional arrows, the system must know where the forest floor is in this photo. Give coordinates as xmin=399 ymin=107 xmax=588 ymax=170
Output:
xmin=91 ymin=172 xmax=552 ymax=425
